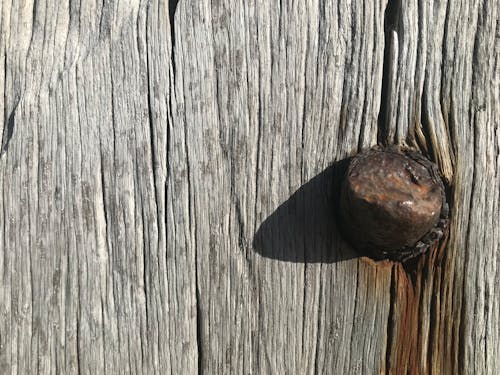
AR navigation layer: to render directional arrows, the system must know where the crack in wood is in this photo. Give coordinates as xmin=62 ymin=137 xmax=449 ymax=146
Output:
xmin=385 ymin=265 xmax=396 ymax=375
xmin=169 ymin=0 xmax=179 ymax=79
xmin=378 ymin=0 xmax=400 ymax=146
xmin=1 ymin=104 xmax=16 ymax=157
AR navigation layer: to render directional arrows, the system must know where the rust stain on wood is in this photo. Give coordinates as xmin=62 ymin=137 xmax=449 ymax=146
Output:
xmin=381 ymin=229 xmax=451 ymax=375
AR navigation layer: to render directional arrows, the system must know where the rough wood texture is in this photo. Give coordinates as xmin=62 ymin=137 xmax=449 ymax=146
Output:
xmin=0 ymin=0 xmax=498 ymax=374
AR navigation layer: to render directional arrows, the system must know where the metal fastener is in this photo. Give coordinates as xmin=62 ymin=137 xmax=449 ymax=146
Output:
xmin=338 ymin=146 xmax=449 ymax=262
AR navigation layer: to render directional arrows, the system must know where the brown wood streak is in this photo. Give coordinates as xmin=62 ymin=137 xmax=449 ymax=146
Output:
xmin=387 ymin=228 xmax=450 ymax=375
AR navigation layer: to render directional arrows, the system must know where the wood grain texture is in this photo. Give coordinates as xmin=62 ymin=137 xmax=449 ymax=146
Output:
xmin=0 ymin=0 xmax=498 ymax=374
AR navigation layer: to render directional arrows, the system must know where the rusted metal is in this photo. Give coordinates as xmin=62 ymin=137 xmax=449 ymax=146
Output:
xmin=339 ymin=146 xmax=449 ymax=262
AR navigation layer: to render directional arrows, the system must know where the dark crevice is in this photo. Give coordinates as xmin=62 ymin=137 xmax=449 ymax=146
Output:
xmin=2 ymin=43 xmax=17 ymax=156
xmin=402 ymin=255 xmax=420 ymax=285
xmin=377 ymin=0 xmax=400 ymax=146
xmin=196 ymin=279 xmax=203 ymax=375
xmin=100 ymin=159 xmax=109 ymax=236
xmin=385 ymin=266 xmax=396 ymax=375
xmin=1 ymin=100 xmax=19 ymax=157
xmin=166 ymin=96 xmax=173 ymax=185
xmin=100 ymin=297 xmax=107 ymax=375
xmin=419 ymin=88 xmax=438 ymax=161
xmin=235 ymin=200 xmax=247 ymax=260
xmin=2 ymin=51 xmax=7 ymax=156
xmin=169 ymin=0 xmax=179 ymax=78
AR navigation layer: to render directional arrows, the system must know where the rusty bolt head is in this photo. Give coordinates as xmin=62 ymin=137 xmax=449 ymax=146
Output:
xmin=339 ymin=146 xmax=448 ymax=262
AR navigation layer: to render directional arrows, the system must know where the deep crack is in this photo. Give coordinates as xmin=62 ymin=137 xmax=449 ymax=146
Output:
xmin=377 ymin=0 xmax=400 ymax=146
xmin=169 ymin=0 xmax=179 ymax=78
xmin=1 ymin=100 xmax=19 ymax=156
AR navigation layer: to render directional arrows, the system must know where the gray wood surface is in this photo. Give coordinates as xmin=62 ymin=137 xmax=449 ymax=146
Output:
xmin=0 ymin=0 xmax=498 ymax=373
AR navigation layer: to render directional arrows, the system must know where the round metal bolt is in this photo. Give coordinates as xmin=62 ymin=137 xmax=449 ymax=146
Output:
xmin=339 ymin=146 xmax=448 ymax=262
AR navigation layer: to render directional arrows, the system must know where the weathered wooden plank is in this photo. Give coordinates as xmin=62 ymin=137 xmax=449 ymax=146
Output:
xmin=0 ymin=0 xmax=187 ymax=373
xmin=0 ymin=0 xmax=498 ymax=374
